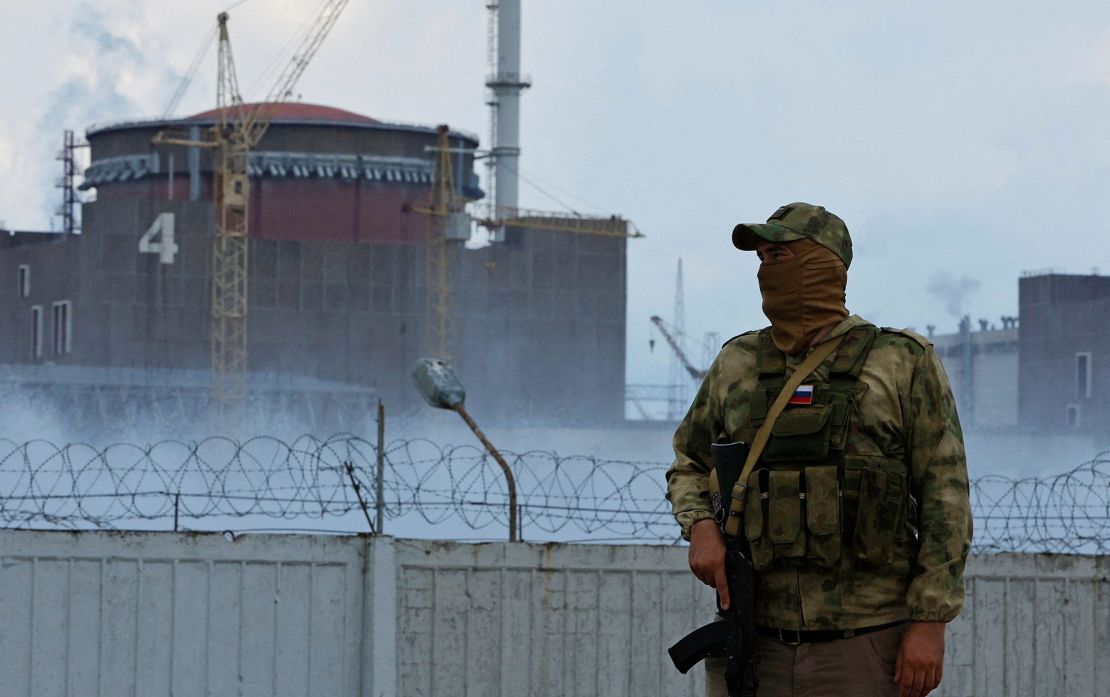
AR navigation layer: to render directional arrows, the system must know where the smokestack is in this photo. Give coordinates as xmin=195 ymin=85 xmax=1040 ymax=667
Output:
xmin=486 ymin=0 xmax=531 ymax=241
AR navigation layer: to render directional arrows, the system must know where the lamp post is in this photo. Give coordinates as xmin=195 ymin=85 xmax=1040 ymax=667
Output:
xmin=411 ymin=358 xmax=518 ymax=542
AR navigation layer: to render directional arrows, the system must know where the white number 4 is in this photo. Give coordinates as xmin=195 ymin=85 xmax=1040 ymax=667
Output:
xmin=139 ymin=212 xmax=179 ymax=264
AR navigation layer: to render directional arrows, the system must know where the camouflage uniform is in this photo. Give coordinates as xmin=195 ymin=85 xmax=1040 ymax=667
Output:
xmin=667 ymin=315 xmax=972 ymax=629
xmin=667 ymin=203 xmax=973 ymax=632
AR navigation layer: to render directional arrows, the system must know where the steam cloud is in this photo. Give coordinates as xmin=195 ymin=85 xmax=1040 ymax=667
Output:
xmin=926 ymin=272 xmax=981 ymax=318
xmin=34 ymin=2 xmax=179 ymax=225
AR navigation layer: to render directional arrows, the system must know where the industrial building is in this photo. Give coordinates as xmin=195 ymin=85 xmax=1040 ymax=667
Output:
xmin=0 ymin=0 xmax=633 ymax=431
xmin=1018 ymin=272 xmax=1110 ymax=433
xmin=924 ymin=271 xmax=1110 ymax=436
xmin=0 ymin=102 xmax=628 ymax=429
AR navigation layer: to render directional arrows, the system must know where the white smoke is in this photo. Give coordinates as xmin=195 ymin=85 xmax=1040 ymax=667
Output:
xmin=926 ymin=271 xmax=981 ymax=319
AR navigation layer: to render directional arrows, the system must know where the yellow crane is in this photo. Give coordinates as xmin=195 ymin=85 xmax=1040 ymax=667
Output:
xmin=406 ymin=137 xmax=643 ymax=360
xmin=403 ymin=126 xmax=471 ymax=359
xmin=156 ymin=2 xmax=350 ymax=411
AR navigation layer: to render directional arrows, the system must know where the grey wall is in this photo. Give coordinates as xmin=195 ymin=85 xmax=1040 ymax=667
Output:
xmin=0 ymin=530 xmax=1106 ymax=697
xmin=0 ymin=530 xmax=371 ymax=697
xmin=1019 ymin=274 xmax=1110 ymax=433
xmin=932 ymin=327 xmax=1019 ymax=430
xmin=457 ymin=225 xmax=627 ymax=425
xmin=0 ymin=234 xmax=78 ymax=365
xmin=77 ymin=195 xmax=213 ymax=370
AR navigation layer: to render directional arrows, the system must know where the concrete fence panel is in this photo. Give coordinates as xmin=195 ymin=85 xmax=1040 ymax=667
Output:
xmin=0 ymin=530 xmax=368 ymax=697
xmin=938 ymin=554 xmax=1110 ymax=697
xmin=0 ymin=530 xmax=1107 ymax=696
xmin=391 ymin=540 xmax=710 ymax=697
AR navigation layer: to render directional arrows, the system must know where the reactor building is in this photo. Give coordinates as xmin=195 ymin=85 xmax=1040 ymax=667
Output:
xmin=0 ymin=102 xmax=629 ymax=430
xmin=1 ymin=0 xmax=631 ymax=432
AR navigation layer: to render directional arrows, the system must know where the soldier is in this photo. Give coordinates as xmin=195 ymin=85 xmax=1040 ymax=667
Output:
xmin=666 ymin=203 xmax=972 ymax=697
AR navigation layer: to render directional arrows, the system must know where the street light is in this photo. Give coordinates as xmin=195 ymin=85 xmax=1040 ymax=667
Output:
xmin=411 ymin=358 xmax=518 ymax=541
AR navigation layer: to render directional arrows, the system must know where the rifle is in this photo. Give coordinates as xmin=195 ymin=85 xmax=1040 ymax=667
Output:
xmin=668 ymin=441 xmax=759 ymax=696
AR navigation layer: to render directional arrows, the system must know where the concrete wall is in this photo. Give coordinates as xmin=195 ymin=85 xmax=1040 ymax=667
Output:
xmin=0 ymin=233 xmax=79 ymax=365
xmin=0 ymin=530 xmax=373 ymax=697
xmin=1020 ymin=273 xmax=1110 ymax=434
xmin=457 ymin=225 xmax=628 ymax=425
xmin=393 ymin=538 xmax=701 ymax=697
xmin=931 ymin=326 xmax=1019 ymax=431
xmin=946 ymin=554 xmax=1108 ymax=697
xmin=0 ymin=530 xmax=1107 ymax=697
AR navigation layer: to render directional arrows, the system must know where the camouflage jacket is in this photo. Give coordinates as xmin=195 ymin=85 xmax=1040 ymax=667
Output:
xmin=666 ymin=315 xmax=972 ymax=629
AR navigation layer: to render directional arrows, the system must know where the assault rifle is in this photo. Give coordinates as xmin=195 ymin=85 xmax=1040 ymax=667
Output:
xmin=668 ymin=441 xmax=759 ymax=697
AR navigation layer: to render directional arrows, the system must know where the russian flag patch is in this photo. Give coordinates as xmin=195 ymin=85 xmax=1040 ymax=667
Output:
xmin=789 ymin=385 xmax=815 ymax=406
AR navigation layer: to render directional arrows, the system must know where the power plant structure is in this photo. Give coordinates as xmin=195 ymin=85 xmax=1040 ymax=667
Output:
xmin=0 ymin=1 xmax=635 ymax=432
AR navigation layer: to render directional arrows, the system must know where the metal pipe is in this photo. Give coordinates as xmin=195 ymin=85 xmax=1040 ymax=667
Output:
xmin=375 ymin=399 xmax=385 ymax=535
xmin=453 ymin=403 xmax=517 ymax=541
xmin=959 ymin=315 xmax=974 ymax=429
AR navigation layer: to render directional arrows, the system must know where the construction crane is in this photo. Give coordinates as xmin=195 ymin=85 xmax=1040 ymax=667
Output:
xmin=403 ymin=126 xmax=471 ymax=359
xmin=155 ymin=2 xmax=350 ymax=410
xmin=650 ymin=315 xmax=706 ymax=381
xmin=404 ymin=128 xmax=640 ymax=359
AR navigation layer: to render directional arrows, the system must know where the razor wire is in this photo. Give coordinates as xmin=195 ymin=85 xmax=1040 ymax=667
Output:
xmin=1 ymin=436 xmax=1109 ymax=553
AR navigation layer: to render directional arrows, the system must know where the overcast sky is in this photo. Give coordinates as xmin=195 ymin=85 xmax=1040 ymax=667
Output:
xmin=4 ymin=0 xmax=1110 ymax=394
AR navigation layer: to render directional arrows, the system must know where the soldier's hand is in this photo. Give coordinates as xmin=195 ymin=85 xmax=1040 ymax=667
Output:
xmin=688 ymin=519 xmax=730 ymax=609
xmin=895 ymin=621 xmax=945 ymax=697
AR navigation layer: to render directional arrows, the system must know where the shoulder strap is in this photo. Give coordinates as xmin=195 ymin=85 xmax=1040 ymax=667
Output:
xmin=881 ymin=326 xmax=932 ymax=348
xmin=757 ymin=328 xmax=786 ymax=376
xmin=829 ymin=325 xmax=878 ymax=377
xmin=721 ymin=329 xmax=760 ymax=348
xmin=720 ymin=333 xmax=847 ymax=537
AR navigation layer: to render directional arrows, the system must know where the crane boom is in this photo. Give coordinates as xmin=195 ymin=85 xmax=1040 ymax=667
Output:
xmin=481 ymin=207 xmax=642 ymax=239
xmin=246 ymin=0 xmax=351 ymax=146
xmin=651 ymin=315 xmax=706 ymax=380
xmin=208 ymin=3 xmax=349 ymax=410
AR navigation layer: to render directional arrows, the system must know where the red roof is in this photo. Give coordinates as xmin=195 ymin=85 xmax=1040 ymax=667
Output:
xmin=187 ymin=102 xmax=380 ymax=125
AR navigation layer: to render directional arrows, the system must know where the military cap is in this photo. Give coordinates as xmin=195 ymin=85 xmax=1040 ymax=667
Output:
xmin=732 ymin=202 xmax=853 ymax=269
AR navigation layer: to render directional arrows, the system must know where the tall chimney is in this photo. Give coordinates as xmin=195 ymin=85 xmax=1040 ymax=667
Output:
xmin=486 ymin=0 xmax=531 ymax=241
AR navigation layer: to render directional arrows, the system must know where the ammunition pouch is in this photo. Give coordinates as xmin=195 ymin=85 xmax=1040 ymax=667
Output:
xmin=845 ymin=457 xmax=908 ymax=566
xmin=743 ymin=464 xmax=844 ymax=571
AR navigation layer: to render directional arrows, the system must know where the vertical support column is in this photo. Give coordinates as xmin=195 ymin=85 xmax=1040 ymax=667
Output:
xmin=188 ymin=126 xmax=202 ymax=202
xmin=363 ymin=535 xmax=397 ymax=697
xmin=959 ymin=315 xmax=974 ymax=429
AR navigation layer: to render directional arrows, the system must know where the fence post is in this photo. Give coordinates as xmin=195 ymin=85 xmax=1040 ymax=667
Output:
xmin=363 ymin=535 xmax=397 ymax=696
xmin=375 ymin=400 xmax=385 ymax=536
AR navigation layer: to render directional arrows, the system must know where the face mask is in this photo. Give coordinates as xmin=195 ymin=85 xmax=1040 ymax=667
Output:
xmin=757 ymin=239 xmax=848 ymax=354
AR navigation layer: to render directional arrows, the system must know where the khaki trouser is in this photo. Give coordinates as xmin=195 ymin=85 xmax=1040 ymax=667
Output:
xmin=705 ymin=624 xmax=906 ymax=697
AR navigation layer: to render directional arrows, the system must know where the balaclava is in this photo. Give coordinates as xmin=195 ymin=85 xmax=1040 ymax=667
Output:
xmin=757 ymin=238 xmax=848 ymax=355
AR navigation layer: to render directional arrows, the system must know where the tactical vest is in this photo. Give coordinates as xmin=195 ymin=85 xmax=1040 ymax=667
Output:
xmin=735 ymin=325 xmax=910 ymax=572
